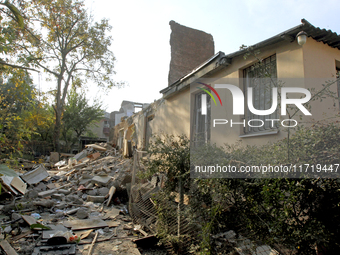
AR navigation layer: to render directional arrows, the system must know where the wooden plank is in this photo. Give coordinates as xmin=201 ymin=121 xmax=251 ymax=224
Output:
xmin=85 ymin=144 xmax=106 ymax=152
xmin=87 ymin=152 xmax=101 ymax=160
xmin=73 ymin=229 xmax=93 ymax=240
xmin=106 ymin=186 xmax=116 ymax=206
xmin=46 ymin=183 xmax=56 ymax=189
xmin=21 ymin=215 xmax=37 ymax=226
xmin=11 ymin=230 xmax=33 ymax=241
xmin=10 ymin=177 xmax=26 ymax=195
xmin=0 ymin=176 xmax=18 ymax=195
xmin=87 ymin=231 xmax=98 ymax=255
xmin=63 ymin=219 xmax=108 ymax=231
xmin=106 ymin=221 xmax=120 ymax=228
xmin=0 ymin=240 xmax=18 ymax=255
xmin=103 ymin=208 xmax=120 ymax=219
xmin=78 ymin=235 xmax=131 ymax=245
xmin=60 ymin=153 xmax=75 ymax=157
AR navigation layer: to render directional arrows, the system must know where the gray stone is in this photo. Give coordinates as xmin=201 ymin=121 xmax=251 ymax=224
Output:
xmin=87 ymin=189 xmax=98 ymax=196
xmin=33 ymin=199 xmax=55 ymax=208
xmin=26 ymin=189 xmax=39 ymax=199
xmin=65 ymin=208 xmax=79 ymax=215
xmin=82 ymin=194 xmax=87 ymax=200
xmin=91 ymin=176 xmax=111 ymax=186
xmin=82 ymin=174 xmax=93 ymax=179
xmin=85 ymin=183 xmax=94 ymax=189
xmin=76 ymin=208 xmax=89 ymax=219
xmin=51 ymin=193 xmax=65 ymax=200
xmin=66 ymin=194 xmax=83 ymax=204
xmin=4 ymin=225 xmax=12 ymax=234
xmin=60 ymin=176 xmax=67 ymax=182
xmin=11 ymin=212 xmax=21 ymax=221
xmin=98 ymin=187 xmax=109 ymax=196
xmin=76 ymin=190 xmax=83 ymax=197
xmin=38 ymin=189 xmax=58 ymax=198
xmin=34 ymin=182 xmax=47 ymax=192
xmin=53 ymin=211 xmax=64 ymax=219
xmin=55 ymin=202 xmax=66 ymax=209
xmin=79 ymin=179 xmax=90 ymax=186
xmin=58 ymin=189 xmax=71 ymax=195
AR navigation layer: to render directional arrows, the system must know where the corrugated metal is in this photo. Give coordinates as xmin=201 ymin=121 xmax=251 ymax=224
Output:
xmin=301 ymin=19 xmax=340 ymax=50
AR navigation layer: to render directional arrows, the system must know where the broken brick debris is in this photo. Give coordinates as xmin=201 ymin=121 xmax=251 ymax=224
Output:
xmin=0 ymin=141 xmax=159 ymax=255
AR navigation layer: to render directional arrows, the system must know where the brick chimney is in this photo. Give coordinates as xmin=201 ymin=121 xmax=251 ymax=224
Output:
xmin=168 ymin=20 xmax=214 ymax=86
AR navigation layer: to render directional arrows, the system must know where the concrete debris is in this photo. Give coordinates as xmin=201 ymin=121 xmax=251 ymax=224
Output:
xmin=0 ymin=141 xmax=156 ymax=255
xmin=91 ymin=175 xmax=112 ymax=186
xmin=98 ymin=187 xmax=110 ymax=196
xmin=33 ymin=199 xmax=55 ymax=208
xmin=76 ymin=208 xmax=89 ymax=219
xmin=50 ymin=152 xmax=60 ymax=163
xmin=21 ymin=165 xmax=49 ymax=185
xmin=38 ymin=189 xmax=58 ymax=198
xmin=87 ymin=195 xmax=105 ymax=203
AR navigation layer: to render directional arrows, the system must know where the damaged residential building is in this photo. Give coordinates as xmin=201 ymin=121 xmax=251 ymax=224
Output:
xmin=113 ymin=19 xmax=340 ymax=155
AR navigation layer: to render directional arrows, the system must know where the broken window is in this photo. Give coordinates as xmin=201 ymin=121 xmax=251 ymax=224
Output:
xmin=193 ymin=91 xmax=211 ymax=147
xmin=243 ymin=54 xmax=278 ymax=134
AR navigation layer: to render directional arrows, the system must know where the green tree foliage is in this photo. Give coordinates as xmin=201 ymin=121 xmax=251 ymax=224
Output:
xmin=0 ymin=1 xmax=23 ymax=28
xmin=15 ymin=0 xmax=119 ymax=151
xmin=142 ymin=134 xmax=192 ymax=253
xmin=24 ymin=99 xmax=55 ymax=145
xmin=61 ymin=87 xmax=104 ymax=151
xmin=143 ymin=134 xmax=190 ymax=191
xmin=146 ymin=123 xmax=340 ymax=254
xmin=0 ymin=68 xmax=35 ymax=157
xmin=0 ymin=0 xmax=37 ymax=71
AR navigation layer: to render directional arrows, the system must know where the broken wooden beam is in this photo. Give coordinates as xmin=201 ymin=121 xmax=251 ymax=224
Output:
xmin=87 ymin=231 xmax=98 ymax=255
xmin=106 ymin=186 xmax=116 ymax=206
xmin=0 ymin=240 xmax=18 ymax=255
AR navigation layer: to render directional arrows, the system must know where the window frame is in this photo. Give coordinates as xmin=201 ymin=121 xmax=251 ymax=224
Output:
xmin=192 ymin=90 xmax=211 ymax=147
xmin=243 ymin=54 xmax=279 ymax=134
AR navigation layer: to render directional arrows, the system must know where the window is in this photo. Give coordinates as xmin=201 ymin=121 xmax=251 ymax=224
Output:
xmin=193 ymin=91 xmax=211 ymax=147
xmin=243 ymin=54 xmax=278 ymax=134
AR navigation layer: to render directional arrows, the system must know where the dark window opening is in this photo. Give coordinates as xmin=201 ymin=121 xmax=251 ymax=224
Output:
xmin=193 ymin=91 xmax=211 ymax=147
xmin=243 ymin=54 xmax=278 ymax=134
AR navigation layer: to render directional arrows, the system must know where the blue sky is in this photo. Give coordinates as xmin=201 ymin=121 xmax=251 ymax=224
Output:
xmin=71 ymin=0 xmax=340 ymax=112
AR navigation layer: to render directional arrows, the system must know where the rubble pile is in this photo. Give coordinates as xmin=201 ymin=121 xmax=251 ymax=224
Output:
xmin=0 ymin=143 xmax=158 ymax=255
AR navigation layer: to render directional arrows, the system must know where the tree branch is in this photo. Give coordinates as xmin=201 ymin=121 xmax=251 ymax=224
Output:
xmin=0 ymin=61 xmax=39 ymax=72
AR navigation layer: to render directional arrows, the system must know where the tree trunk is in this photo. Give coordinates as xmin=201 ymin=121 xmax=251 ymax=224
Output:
xmin=54 ymin=107 xmax=61 ymax=153
xmin=54 ymin=74 xmax=64 ymax=153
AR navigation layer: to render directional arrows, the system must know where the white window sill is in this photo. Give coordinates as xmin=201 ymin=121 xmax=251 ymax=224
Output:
xmin=239 ymin=129 xmax=279 ymax=138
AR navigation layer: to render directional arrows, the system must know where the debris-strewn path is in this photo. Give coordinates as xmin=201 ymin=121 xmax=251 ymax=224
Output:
xmin=0 ymin=143 xmax=165 ymax=254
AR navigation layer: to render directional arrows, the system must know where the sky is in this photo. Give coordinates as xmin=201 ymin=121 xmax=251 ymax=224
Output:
xmin=34 ymin=0 xmax=340 ymax=113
